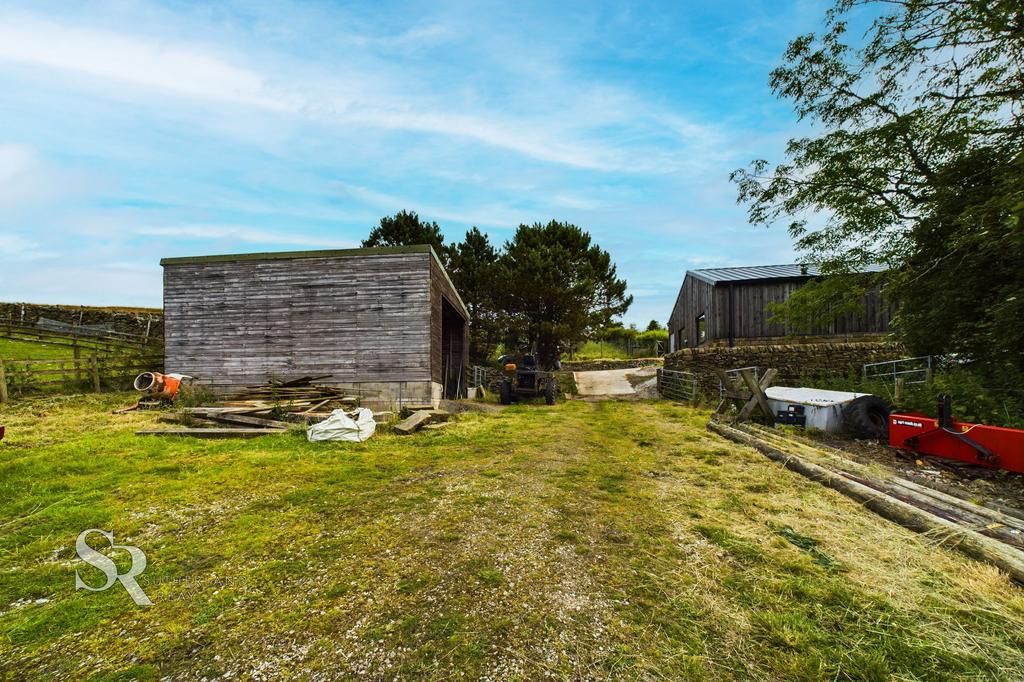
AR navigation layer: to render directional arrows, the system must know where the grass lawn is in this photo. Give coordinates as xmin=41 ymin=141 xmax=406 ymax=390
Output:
xmin=570 ymin=341 xmax=634 ymax=360
xmin=1 ymin=395 xmax=1023 ymax=680
xmin=0 ymin=338 xmax=78 ymax=361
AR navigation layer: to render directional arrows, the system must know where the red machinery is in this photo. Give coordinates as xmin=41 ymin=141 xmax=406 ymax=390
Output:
xmin=889 ymin=395 xmax=1024 ymax=474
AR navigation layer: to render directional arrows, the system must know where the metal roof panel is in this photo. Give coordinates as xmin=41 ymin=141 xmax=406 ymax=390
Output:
xmin=687 ymin=263 xmax=885 ymax=284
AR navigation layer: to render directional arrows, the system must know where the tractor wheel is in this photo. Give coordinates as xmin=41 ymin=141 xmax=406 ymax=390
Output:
xmin=500 ymin=380 xmax=513 ymax=405
xmin=843 ymin=395 xmax=891 ymax=440
xmin=545 ymin=380 xmax=556 ymax=405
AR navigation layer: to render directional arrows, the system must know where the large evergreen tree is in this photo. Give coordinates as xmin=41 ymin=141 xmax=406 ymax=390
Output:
xmin=501 ymin=221 xmax=632 ymax=368
xmin=362 ymin=210 xmax=448 ymax=265
xmin=362 ymin=215 xmax=632 ymax=368
xmin=446 ymin=227 xmax=504 ymax=363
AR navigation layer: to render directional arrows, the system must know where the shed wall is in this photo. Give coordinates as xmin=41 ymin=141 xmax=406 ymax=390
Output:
xmin=668 ymin=275 xmax=715 ymax=349
xmin=668 ymin=274 xmax=892 ymax=347
xmin=163 ymin=252 xmax=433 ymax=391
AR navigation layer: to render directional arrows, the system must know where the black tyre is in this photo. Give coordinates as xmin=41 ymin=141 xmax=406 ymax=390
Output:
xmin=843 ymin=395 xmax=891 ymax=440
xmin=500 ymin=380 xmax=513 ymax=405
xmin=545 ymin=380 xmax=556 ymax=405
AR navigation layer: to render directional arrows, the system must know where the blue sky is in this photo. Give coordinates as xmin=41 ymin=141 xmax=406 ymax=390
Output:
xmin=0 ymin=0 xmax=835 ymax=326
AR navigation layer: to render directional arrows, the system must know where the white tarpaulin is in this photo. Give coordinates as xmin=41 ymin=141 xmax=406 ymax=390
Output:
xmin=306 ymin=408 xmax=377 ymax=442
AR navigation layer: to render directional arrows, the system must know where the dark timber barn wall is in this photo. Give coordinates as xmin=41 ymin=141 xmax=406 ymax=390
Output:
xmin=667 ymin=265 xmax=891 ymax=350
xmin=161 ymin=245 xmax=469 ymax=407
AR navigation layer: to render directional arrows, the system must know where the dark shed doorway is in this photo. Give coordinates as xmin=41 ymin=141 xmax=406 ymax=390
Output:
xmin=440 ymin=297 xmax=467 ymax=399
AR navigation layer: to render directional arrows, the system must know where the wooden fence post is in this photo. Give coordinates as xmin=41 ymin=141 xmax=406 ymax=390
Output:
xmin=0 ymin=359 xmax=7 ymax=403
xmin=90 ymin=354 xmax=101 ymax=393
xmin=74 ymin=344 xmax=81 ymax=384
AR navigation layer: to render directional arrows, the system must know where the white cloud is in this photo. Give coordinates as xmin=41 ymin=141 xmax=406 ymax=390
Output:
xmin=0 ymin=12 xmax=720 ymax=173
xmin=0 ymin=143 xmax=35 ymax=183
xmin=333 ymin=182 xmax=524 ymax=229
xmin=0 ymin=143 xmax=96 ymax=208
xmin=0 ymin=232 xmax=59 ymax=260
xmin=0 ymin=16 xmax=291 ymax=111
xmin=0 ymin=261 xmax=162 ymax=306
xmin=136 ymin=224 xmax=356 ymax=248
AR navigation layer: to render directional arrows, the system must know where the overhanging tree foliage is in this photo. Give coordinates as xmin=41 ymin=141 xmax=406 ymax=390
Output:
xmin=895 ymin=148 xmax=1023 ymax=369
xmin=501 ymin=221 xmax=632 ymax=368
xmin=732 ymin=0 xmax=1023 ymax=372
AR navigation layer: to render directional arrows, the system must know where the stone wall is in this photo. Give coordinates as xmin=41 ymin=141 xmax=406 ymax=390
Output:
xmin=561 ymin=358 xmax=662 ymax=372
xmin=702 ymin=333 xmax=888 ymax=348
xmin=664 ymin=341 xmax=901 ymax=395
xmin=0 ymin=302 xmax=164 ymax=338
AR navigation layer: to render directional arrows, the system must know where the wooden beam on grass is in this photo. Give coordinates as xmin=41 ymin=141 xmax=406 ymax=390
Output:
xmin=707 ymin=419 xmax=1024 ymax=585
xmin=136 ymin=428 xmax=286 ymax=438
xmin=394 ymin=410 xmax=436 ymax=435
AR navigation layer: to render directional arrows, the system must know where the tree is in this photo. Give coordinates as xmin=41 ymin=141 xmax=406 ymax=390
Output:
xmin=731 ymin=0 xmax=1024 ymax=371
xmin=501 ymin=221 xmax=632 ymax=368
xmin=637 ymin=328 xmax=669 ymax=355
xmin=645 ymin=320 xmax=664 ymax=332
xmin=892 ymin=148 xmax=1023 ymax=372
xmin=446 ymin=227 xmax=505 ymax=363
xmin=362 ymin=210 xmax=448 ymax=265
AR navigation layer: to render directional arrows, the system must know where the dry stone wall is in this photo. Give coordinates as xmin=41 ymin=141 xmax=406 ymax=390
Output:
xmin=664 ymin=341 xmax=901 ymax=395
xmin=561 ymin=358 xmax=661 ymax=372
xmin=0 ymin=302 xmax=164 ymax=338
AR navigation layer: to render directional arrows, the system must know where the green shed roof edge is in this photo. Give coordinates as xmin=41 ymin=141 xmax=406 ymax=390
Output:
xmin=159 ymin=244 xmax=469 ymax=320
xmin=159 ymin=244 xmax=431 ymax=265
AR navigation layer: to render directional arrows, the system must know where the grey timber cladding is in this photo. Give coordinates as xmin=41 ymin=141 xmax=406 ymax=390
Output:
xmin=163 ymin=250 xmax=439 ymax=389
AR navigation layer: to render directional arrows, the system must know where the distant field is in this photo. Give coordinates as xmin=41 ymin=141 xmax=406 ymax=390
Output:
xmin=0 ymin=338 xmax=77 ymax=360
xmin=571 ymin=340 xmax=661 ymax=360
xmin=571 ymin=340 xmax=632 ymax=360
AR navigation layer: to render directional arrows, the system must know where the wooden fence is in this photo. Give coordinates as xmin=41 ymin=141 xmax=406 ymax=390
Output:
xmin=0 ymin=322 xmax=163 ymax=355
xmin=0 ymin=353 xmax=163 ymax=402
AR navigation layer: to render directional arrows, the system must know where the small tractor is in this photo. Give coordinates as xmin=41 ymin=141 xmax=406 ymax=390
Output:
xmin=497 ymin=353 xmax=559 ymax=405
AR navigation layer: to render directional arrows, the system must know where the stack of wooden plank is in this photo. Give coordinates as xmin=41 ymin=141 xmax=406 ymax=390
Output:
xmin=136 ymin=376 xmax=363 ymax=438
xmin=221 ymin=375 xmax=360 ymax=421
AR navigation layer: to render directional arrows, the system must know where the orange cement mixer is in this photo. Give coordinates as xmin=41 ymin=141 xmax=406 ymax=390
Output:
xmin=134 ymin=372 xmax=187 ymax=400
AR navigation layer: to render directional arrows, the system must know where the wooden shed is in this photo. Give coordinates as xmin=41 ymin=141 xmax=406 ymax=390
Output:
xmin=161 ymin=245 xmax=469 ymax=407
xmin=667 ymin=264 xmax=891 ymax=350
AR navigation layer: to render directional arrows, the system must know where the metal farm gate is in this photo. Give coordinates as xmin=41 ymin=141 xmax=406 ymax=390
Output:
xmin=657 ymin=368 xmax=697 ymax=402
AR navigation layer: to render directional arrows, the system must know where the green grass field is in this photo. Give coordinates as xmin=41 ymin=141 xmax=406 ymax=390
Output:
xmin=1 ymin=395 xmax=1023 ymax=680
xmin=572 ymin=340 xmax=631 ymax=359
xmin=0 ymin=337 xmax=78 ymax=360
xmin=570 ymin=340 xmax=662 ymax=361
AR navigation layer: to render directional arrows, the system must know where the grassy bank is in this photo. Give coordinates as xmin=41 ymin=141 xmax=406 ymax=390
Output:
xmin=570 ymin=340 xmax=655 ymax=360
xmin=0 ymin=338 xmax=78 ymax=361
xmin=1 ymin=395 xmax=1022 ymax=679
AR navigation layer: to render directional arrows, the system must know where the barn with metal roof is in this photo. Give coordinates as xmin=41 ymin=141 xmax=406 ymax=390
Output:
xmin=667 ymin=263 xmax=891 ymax=350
